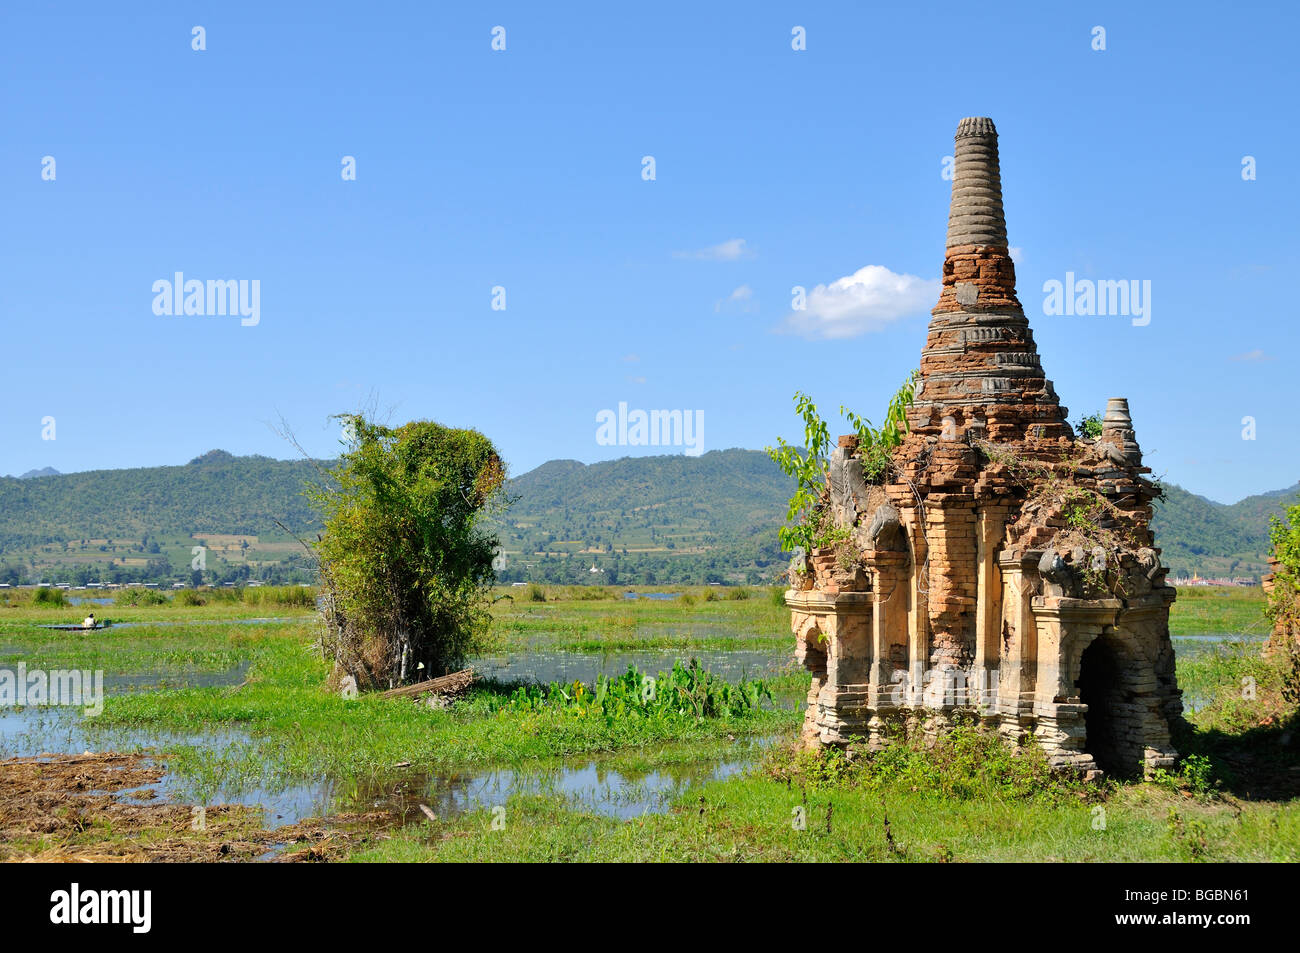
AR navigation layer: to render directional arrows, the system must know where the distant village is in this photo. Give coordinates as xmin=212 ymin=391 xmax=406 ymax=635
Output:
xmin=1170 ymin=575 xmax=1261 ymax=587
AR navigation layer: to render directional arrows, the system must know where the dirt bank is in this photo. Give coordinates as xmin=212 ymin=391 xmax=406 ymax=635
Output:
xmin=0 ymin=752 xmax=385 ymax=862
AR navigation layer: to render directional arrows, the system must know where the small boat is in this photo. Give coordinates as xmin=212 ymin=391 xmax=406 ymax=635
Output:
xmin=43 ymin=622 xmax=114 ymax=631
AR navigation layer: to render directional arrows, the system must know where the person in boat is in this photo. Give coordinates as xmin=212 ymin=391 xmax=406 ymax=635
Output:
xmin=82 ymin=612 xmax=96 ymax=629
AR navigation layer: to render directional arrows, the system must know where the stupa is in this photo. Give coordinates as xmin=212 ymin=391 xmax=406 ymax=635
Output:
xmin=785 ymin=117 xmax=1182 ymax=779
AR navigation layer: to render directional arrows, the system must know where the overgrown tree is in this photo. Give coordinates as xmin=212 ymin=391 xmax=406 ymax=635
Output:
xmin=1266 ymin=498 xmax=1300 ymax=652
xmin=308 ymin=416 xmax=510 ymax=689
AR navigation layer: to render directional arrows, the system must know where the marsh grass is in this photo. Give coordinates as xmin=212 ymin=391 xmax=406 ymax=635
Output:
xmin=0 ymin=621 xmax=268 ymax=675
xmin=85 ymin=621 xmax=794 ymax=797
xmin=484 ymin=588 xmax=790 ymax=654
xmin=4 ymin=584 xmax=1295 ymax=863
xmin=763 ymin=725 xmax=1102 ymax=805
xmin=31 ymin=587 xmax=69 ymax=607
xmin=115 ymin=587 xmax=171 ymax=606
xmin=1169 ymin=585 xmax=1268 ymax=637
xmin=351 ymin=754 xmax=1300 ymax=863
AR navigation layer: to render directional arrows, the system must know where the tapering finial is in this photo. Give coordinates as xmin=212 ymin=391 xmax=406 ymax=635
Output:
xmin=945 ymin=117 xmax=1007 ymax=249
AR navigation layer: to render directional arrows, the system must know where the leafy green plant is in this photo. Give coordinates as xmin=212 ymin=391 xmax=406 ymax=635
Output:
xmin=1073 ymin=413 xmax=1103 ymax=439
xmin=842 ymin=370 xmax=920 ymax=480
xmin=765 ymin=392 xmax=832 ymax=554
xmin=813 ymin=524 xmax=852 ymax=550
xmin=1167 ymin=809 xmax=1211 ymax=860
xmin=765 ymin=725 xmax=1100 ymax=805
xmin=767 ymin=373 xmax=919 ymax=554
xmin=490 ymin=660 xmax=772 ymax=723
xmin=1150 ymin=754 xmax=1216 ymax=799
xmin=1281 ymin=640 xmax=1300 ymax=709
xmin=1181 ymin=754 xmax=1216 ymax=798
xmin=1266 ymin=498 xmax=1300 ymax=652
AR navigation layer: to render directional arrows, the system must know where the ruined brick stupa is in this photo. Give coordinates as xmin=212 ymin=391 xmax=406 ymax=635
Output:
xmin=786 ymin=117 xmax=1181 ymax=779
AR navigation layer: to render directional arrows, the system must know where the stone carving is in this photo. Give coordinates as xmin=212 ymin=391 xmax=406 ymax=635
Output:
xmin=867 ymin=504 xmax=904 ymax=551
xmin=828 ymin=446 xmax=873 ymax=529
xmin=1038 ymin=550 xmax=1076 ymax=596
xmin=785 ymin=118 xmax=1182 ymax=780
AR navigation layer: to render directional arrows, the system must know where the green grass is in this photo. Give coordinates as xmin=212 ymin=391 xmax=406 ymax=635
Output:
xmin=0 ymin=622 xmax=271 ymax=674
xmin=1168 ymin=585 xmax=1268 ymax=636
xmin=3 ymin=583 xmax=1295 ymax=862
xmin=351 ymin=669 xmax=1300 ymax=863
xmin=81 ymin=619 xmax=793 ymax=802
xmin=351 ymin=756 xmax=1300 ymax=863
xmin=482 ymin=586 xmax=791 ymax=653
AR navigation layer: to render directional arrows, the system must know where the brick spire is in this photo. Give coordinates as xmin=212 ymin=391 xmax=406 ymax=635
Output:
xmin=909 ymin=118 xmax=1070 ymax=444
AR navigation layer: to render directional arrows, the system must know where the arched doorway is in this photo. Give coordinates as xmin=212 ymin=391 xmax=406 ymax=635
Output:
xmin=1077 ymin=634 xmax=1140 ymax=780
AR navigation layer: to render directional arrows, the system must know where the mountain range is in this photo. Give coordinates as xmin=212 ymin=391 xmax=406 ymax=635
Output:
xmin=0 ymin=449 xmax=1291 ymax=585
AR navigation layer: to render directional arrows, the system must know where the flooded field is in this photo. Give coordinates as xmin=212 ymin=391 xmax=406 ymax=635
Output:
xmin=1 ymin=584 xmax=1293 ymax=862
xmin=0 ymin=601 xmax=795 ymax=852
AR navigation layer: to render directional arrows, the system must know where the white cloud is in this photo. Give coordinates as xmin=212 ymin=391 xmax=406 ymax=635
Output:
xmin=715 ymin=284 xmax=757 ymax=313
xmin=1009 ymin=246 xmax=1023 ymax=263
xmin=781 ymin=265 xmax=939 ymax=340
xmin=1229 ymin=349 xmax=1274 ymax=362
xmin=622 ymin=353 xmax=640 ymax=363
xmin=674 ymin=238 xmax=753 ymax=261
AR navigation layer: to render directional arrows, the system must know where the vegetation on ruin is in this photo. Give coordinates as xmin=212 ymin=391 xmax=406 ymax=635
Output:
xmin=1072 ymin=412 xmax=1104 ymax=439
xmin=766 ymin=371 xmax=919 ymax=555
xmin=841 ymin=369 xmax=920 ymax=480
xmin=307 ymin=416 xmax=510 ymax=689
xmin=975 ymin=439 xmax=1155 ymax=597
xmin=765 ymin=392 xmax=832 ymax=555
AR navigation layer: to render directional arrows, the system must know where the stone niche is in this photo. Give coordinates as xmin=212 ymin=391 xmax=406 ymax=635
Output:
xmin=786 ymin=118 xmax=1182 ymax=780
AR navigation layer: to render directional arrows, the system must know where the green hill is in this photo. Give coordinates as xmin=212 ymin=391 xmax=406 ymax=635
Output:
xmin=0 ymin=448 xmax=1292 ymax=586
xmin=0 ymin=450 xmax=322 ymax=548
xmin=493 ymin=450 xmax=793 ymax=585
xmin=1152 ymin=481 xmax=1297 ymax=579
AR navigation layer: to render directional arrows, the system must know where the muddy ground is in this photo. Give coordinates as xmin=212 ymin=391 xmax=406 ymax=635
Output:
xmin=0 ymin=752 xmax=389 ymax=862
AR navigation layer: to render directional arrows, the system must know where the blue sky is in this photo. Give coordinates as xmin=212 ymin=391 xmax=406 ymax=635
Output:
xmin=2 ymin=1 xmax=1296 ymax=504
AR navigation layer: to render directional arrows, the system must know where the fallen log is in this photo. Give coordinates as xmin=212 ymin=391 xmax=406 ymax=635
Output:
xmin=380 ymin=669 xmax=475 ymax=700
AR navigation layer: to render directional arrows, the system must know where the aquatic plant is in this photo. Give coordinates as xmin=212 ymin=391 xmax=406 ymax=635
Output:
xmin=491 ymin=660 xmax=772 ymax=722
